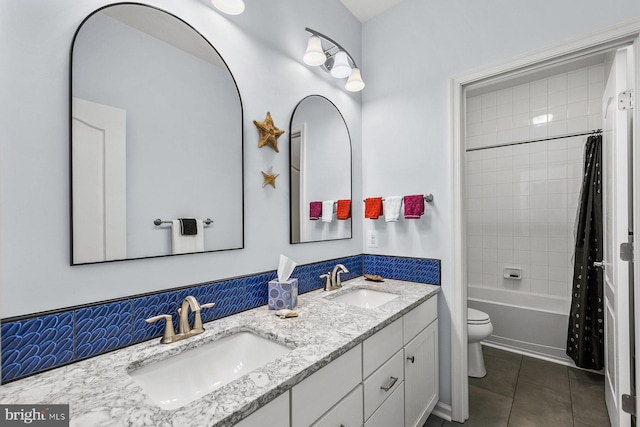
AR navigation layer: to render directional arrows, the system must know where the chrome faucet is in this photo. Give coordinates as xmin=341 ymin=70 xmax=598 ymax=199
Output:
xmin=146 ymin=296 xmax=215 ymax=344
xmin=331 ymin=264 xmax=349 ymax=289
xmin=320 ymin=264 xmax=350 ymax=291
xmin=178 ymin=295 xmax=201 ymax=334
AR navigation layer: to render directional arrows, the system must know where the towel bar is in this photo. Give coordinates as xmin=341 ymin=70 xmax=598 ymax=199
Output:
xmin=154 ymin=218 xmax=213 ymax=226
xmin=362 ymin=194 xmax=434 ymax=203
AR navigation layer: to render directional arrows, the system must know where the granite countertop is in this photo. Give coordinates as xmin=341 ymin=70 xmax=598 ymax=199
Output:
xmin=0 ymin=277 xmax=440 ymax=427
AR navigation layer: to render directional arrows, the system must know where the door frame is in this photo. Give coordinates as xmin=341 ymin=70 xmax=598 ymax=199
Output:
xmin=449 ymin=19 xmax=640 ymax=423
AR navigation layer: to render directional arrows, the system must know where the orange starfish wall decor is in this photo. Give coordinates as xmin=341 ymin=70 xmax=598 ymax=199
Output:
xmin=253 ymin=112 xmax=284 ymax=153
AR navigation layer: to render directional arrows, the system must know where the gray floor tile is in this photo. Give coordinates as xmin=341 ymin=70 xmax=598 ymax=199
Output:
xmin=518 ymin=356 xmax=570 ymax=395
xmin=573 ymin=419 xmax=608 ymax=427
xmin=509 ymin=380 xmax=573 ymax=427
xmin=423 ymin=414 xmax=444 ymax=427
xmin=466 ymin=384 xmax=512 ymax=427
xmin=568 ymin=367 xmax=606 ymax=388
xmin=568 ymin=369 xmax=610 ymax=427
xmin=459 ymin=348 xmax=610 ymax=427
xmin=483 ymin=345 xmax=523 ymax=364
xmin=469 ymin=347 xmax=522 ymax=398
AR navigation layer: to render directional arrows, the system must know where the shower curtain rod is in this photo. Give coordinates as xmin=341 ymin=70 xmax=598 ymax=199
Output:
xmin=465 ymin=129 xmax=601 ymax=152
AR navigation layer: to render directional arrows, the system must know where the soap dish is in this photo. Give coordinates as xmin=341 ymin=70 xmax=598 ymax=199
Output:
xmin=364 ymin=274 xmax=384 ymax=282
xmin=274 ymin=309 xmax=298 ymax=319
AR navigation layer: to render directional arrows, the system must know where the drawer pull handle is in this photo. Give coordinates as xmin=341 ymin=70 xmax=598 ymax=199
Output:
xmin=380 ymin=376 xmax=398 ymax=392
xmin=407 ymin=356 xmax=415 ymax=363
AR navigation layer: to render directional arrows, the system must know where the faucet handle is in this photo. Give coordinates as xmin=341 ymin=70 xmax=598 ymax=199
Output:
xmin=192 ymin=302 xmax=216 ymax=332
xmin=320 ymin=273 xmax=331 ymax=291
xmin=146 ymin=314 xmax=176 ymax=344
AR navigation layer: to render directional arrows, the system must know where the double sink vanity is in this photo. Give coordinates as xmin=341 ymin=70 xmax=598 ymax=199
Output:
xmin=0 ymin=276 xmax=439 ymax=427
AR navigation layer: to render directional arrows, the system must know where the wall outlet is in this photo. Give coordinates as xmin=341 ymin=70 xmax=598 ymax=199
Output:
xmin=367 ymin=230 xmax=379 ymax=248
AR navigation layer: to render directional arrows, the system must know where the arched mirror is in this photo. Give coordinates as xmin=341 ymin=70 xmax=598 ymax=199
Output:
xmin=70 ymin=3 xmax=243 ymax=265
xmin=290 ymin=95 xmax=352 ymax=243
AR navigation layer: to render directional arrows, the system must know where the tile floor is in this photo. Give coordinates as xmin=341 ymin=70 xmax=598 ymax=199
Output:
xmin=424 ymin=346 xmax=610 ymax=427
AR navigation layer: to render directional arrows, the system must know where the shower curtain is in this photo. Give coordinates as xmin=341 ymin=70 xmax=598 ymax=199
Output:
xmin=566 ymin=134 xmax=604 ymax=370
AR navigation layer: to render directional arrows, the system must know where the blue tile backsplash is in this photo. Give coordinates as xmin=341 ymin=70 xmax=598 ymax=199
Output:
xmin=1 ymin=313 xmax=74 ymax=383
xmin=0 ymin=254 xmax=439 ymax=383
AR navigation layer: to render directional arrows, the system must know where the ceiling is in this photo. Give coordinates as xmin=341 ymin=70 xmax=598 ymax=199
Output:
xmin=339 ymin=0 xmax=404 ymax=22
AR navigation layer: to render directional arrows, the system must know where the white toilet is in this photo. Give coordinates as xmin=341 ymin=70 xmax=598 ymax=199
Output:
xmin=467 ymin=308 xmax=493 ymax=378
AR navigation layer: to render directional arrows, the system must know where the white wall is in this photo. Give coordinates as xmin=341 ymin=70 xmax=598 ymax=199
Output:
xmin=361 ymin=0 xmax=640 ymax=407
xmin=0 ymin=0 xmax=363 ymax=318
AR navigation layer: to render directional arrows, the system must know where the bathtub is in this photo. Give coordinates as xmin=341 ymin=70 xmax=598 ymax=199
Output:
xmin=467 ymin=286 xmax=575 ymax=365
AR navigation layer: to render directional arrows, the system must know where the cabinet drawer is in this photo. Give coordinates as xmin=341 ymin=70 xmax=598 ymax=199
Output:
xmin=403 ymin=296 xmax=437 ymax=345
xmin=364 ymin=381 xmax=404 ymax=427
xmin=363 ymin=349 xmax=404 ymax=421
xmin=312 ymin=384 xmax=363 ymax=427
xmin=363 ymin=318 xmax=403 ymax=378
xmin=292 ymin=344 xmax=362 ymax=427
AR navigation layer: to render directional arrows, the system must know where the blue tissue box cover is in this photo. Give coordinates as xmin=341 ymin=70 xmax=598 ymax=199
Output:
xmin=268 ymin=279 xmax=298 ymax=310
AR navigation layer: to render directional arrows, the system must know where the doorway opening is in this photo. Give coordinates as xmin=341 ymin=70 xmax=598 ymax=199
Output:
xmin=449 ymin=20 xmax=640 ymax=427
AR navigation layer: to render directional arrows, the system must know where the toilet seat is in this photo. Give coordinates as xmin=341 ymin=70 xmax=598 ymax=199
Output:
xmin=468 ymin=308 xmax=490 ymax=324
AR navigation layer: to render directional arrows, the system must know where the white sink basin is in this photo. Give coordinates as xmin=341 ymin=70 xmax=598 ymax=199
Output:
xmin=330 ymin=288 xmax=398 ymax=309
xmin=129 ymin=332 xmax=292 ymax=410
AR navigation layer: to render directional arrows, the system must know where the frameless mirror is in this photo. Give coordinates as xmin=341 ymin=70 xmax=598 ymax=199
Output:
xmin=289 ymin=95 xmax=352 ymax=243
xmin=71 ymin=3 xmax=243 ymax=265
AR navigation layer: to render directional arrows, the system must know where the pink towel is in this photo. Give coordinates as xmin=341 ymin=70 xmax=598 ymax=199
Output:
xmin=310 ymin=201 xmax=322 ymax=220
xmin=403 ymin=195 xmax=424 ymax=218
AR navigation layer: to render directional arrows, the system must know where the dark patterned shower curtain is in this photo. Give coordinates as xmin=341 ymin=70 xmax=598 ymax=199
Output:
xmin=566 ymin=133 xmax=604 ymax=370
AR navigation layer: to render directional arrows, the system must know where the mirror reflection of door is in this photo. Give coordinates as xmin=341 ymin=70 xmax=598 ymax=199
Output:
xmin=72 ymin=98 xmax=127 ymax=264
xmin=289 ymin=95 xmax=351 ymax=244
xmin=70 ymin=4 xmax=243 ymax=264
xmin=290 ymin=124 xmax=303 ymax=243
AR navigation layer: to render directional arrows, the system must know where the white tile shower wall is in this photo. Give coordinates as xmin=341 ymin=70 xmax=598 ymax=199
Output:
xmin=466 ymin=64 xmax=604 ymax=299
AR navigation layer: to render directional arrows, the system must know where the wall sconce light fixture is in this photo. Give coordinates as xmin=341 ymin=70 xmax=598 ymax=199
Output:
xmin=303 ymin=27 xmax=365 ymax=92
xmin=211 ymin=0 xmax=245 ymax=15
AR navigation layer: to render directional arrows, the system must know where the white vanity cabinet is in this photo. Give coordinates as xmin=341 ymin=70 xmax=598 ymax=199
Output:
xmin=291 ymin=344 xmax=363 ymax=427
xmin=404 ymin=320 xmax=438 ymax=427
xmin=279 ymin=294 xmax=438 ymax=427
xmin=403 ymin=297 xmax=439 ymax=427
xmin=365 ymin=383 xmax=405 ymax=427
xmin=312 ymin=384 xmax=363 ymax=427
xmin=235 ymin=392 xmax=289 ymax=427
xmin=362 ymin=318 xmax=404 ymax=425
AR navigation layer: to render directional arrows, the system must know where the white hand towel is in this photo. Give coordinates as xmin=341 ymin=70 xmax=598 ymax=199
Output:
xmin=322 ymin=200 xmax=335 ymax=223
xmin=384 ymin=196 xmax=403 ymax=222
xmin=171 ymin=219 xmax=204 ymax=254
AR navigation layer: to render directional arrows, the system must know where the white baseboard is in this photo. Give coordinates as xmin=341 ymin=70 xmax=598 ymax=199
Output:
xmin=431 ymin=402 xmax=452 ymax=421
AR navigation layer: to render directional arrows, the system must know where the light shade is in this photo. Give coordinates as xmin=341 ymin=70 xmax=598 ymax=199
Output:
xmin=303 ymin=36 xmax=326 ymax=66
xmin=345 ymin=68 xmax=365 ymax=92
xmin=211 ymin=0 xmax=245 ymax=15
xmin=330 ymin=51 xmax=352 ymax=78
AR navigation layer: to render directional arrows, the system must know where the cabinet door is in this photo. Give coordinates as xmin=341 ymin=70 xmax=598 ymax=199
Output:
xmin=235 ymin=392 xmax=289 ymax=427
xmin=404 ymin=320 xmax=438 ymax=427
